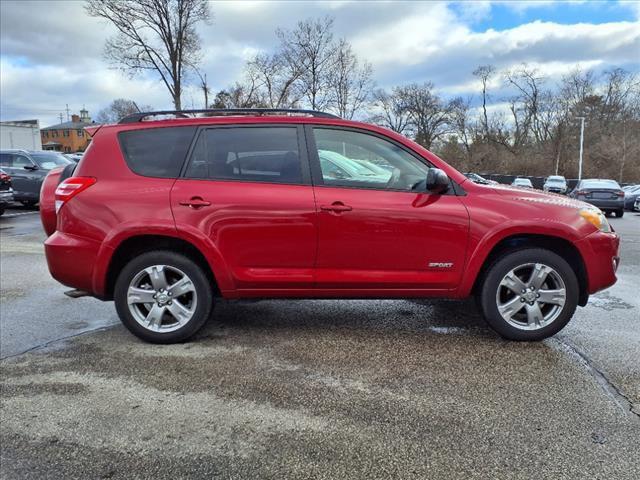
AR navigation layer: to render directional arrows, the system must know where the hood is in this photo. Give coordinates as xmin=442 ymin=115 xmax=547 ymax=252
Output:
xmin=489 ymin=183 xmax=591 ymax=210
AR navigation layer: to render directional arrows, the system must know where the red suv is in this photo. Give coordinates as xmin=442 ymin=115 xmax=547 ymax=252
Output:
xmin=40 ymin=109 xmax=620 ymax=343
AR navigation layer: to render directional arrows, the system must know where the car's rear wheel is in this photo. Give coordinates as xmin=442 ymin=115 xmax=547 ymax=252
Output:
xmin=478 ymin=248 xmax=578 ymax=341
xmin=615 ymin=209 xmax=624 ymax=218
xmin=114 ymin=251 xmax=213 ymax=343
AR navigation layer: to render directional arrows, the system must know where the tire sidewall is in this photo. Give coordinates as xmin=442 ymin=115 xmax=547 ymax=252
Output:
xmin=480 ymin=248 xmax=579 ymax=341
xmin=114 ymin=251 xmax=213 ymax=343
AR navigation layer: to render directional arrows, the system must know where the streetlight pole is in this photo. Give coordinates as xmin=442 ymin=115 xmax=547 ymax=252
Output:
xmin=576 ymin=116 xmax=585 ymax=180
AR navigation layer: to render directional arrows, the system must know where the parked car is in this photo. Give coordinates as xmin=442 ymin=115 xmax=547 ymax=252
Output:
xmin=635 ymin=196 xmax=640 ymax=212
xmin=0 ymin=168 xmax=14 ymax=216
xmin=0 ymin=150 xmax=72 ymax=206
xmin=40 ymin=108 xmax=620 ymax=344
xmin=463 ymin=173 xmax=497 ymax=185
xmin=511 ymin=177 xmax=533 ymax=188
xmin=569 ymin=179 xmax=625 ymax=217
xmin=543 ymin=175 xmax=567 ymax=194
xmin=622 ymin=185 xmax=640 ymax=211
xmin=318 ymin=150 xmax=391 ymax=184
xmin=64 ymin=153 xmax=84 ymax=162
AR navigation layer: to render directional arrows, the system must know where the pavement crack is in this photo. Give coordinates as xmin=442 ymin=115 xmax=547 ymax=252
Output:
xmin=0 ymin=325 xmax=116 ymax=361
xmin=550 ymin=337 xmax=640 ymax=422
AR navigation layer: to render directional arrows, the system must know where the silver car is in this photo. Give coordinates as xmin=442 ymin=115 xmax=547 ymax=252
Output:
xmin=543 ymin=175 xmax=567 ymax=194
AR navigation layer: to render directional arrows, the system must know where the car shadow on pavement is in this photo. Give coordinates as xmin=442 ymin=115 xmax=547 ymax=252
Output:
xmin=193 ymin=298 xmax=493 ymax=342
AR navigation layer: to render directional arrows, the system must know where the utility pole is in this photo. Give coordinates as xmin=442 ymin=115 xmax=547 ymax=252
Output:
xmin=59 ymin=113 xmax=64 ymax=123
xmin=65 ymin=104 xmax=70 ymax=121
xmin=576 ymin=116 xmax=585 ymax=180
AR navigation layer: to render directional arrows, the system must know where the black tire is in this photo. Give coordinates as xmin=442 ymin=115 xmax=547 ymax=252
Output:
xmin=478 ymin=248 xmax=579 ymax=341
xmin=0 ymin=207 xmax=5 ymax=216
xmin=20 ymin=200 xmax=37 ymax=208
xmin=114 ymin=250 xmax=214 ymax=343
xmin=615 ymin=209 xmax=624 ymax=218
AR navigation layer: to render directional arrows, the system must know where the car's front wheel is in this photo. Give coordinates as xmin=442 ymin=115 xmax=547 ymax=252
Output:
xmin=114 ymin=251 xmax=213 ymax=343
xmin=615 ymin=209 xmax=624 ymax=218
xmin=478 ymin=248 xmax=578 ymax=341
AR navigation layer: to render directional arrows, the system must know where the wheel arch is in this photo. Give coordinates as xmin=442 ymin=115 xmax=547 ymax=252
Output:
xmin=101 ymin=234 xmax=226 ymax=300
xmin=467 ymin=233 xmax=589 ymax=306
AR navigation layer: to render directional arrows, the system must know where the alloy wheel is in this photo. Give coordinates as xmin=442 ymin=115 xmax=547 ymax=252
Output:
xmin=127 ymin=265 xmax=197 ymax=333
xmin=495 ymin=263 xmax=566 ymax=331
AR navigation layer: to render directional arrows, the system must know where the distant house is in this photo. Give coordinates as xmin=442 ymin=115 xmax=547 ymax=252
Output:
xmin=0 ymin=119 xmax=42 ymax=150
xmin=41 ymin=109 xmax=95 ymax=153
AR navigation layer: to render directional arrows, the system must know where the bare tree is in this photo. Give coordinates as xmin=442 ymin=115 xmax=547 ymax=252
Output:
xmin=85 ymin=0 xmax=211 ymax=110
xmin=370 ymin=88 xmax=412 ymax=134
xmin=246 ymin=53 xmax=301 ymax=108
xmin=328 ymin=39 xmax=374 ymax=119
xmin=449 ymin=97 xmax=474 ymax=160
xmin=399 ymin=82 xmax=451 ymax=149
xmin=95 ymin=98 xmax=153 ymax=123
xmin=473 ymin=65 xmax=495 ymax=137
xmin=276 ymin=16 xmax=337 ymax=110
xmin=211 ymin=82 xmax=265 ymax=109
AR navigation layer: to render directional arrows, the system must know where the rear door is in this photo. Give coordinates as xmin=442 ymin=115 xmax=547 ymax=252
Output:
xmin=171 ymin=125 xmax=318 ymax=290
xmin=308 ymin=126 xmax=469 ymax=291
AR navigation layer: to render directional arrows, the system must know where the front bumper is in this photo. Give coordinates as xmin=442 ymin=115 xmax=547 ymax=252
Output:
xmin=575 ymin=230 xmax=620 ymax=295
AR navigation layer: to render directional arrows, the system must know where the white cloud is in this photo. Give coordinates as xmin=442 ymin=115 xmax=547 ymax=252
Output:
xmin=0 ymin=0 xmax=638 ymax=126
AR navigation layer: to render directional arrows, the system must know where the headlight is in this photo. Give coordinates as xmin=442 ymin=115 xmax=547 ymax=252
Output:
xmin=579 ymin=208 xmax=611 ymax=233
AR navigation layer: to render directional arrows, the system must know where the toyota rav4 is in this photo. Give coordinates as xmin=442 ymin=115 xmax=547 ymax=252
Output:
xmin=40 ymin=109 xmax=620 ymax=343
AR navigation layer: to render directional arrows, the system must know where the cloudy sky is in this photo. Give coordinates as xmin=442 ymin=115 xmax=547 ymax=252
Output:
xmin=1 ymin=0 xmax=639 ymax=127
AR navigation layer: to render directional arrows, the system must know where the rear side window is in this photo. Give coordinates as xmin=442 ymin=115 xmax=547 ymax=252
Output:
xmin=184 ymin=127 xmax=303 ymax=184
xmin=119 ymin=127 xmax=196 ymax=178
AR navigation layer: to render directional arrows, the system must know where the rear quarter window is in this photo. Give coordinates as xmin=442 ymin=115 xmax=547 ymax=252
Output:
xmin=118 ymin=126 xmax=196 ymax=178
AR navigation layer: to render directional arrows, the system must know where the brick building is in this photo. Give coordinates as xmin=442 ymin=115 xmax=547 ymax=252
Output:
xmin=41 ymin=109 xmax=95 ymax=153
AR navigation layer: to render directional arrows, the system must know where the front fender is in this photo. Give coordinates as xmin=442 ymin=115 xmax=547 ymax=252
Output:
xmin=455 ymin=220 xmax=585 ymax=298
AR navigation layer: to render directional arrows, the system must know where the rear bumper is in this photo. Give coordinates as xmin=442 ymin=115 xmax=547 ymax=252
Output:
xmin=575 ymin=230 xmax=620 ymax=295
xmin=44 ymin=231 xmax=101 ymax=293
xmin=0 ymin=189 xmax=13 ymax=205
xmin=577 ymin=198 xmax=624 ymax=210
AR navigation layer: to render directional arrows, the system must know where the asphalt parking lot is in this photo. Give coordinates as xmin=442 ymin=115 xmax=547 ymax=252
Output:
xmin=1 ymin=205 xmax=639 ymax=479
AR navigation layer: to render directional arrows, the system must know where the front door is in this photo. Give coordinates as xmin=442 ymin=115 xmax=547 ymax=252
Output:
xmin=171 ymin=125 xmax=318 ymax=291
xmin=308 ymin=126 xmax=469 ymax=291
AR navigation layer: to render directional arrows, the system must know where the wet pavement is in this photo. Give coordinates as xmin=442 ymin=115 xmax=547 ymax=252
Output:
xmin=1 ymin=207 xmax=639 ymax=479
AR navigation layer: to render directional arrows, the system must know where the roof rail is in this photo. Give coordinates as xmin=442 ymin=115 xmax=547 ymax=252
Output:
xmin=118 ymin=108 xmax=340 ymax=124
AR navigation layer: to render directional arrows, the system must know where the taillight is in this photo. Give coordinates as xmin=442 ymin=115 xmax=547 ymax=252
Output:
xmin=616 ymin=191 xmax=625 ymax=197
xmin=0 ymin=172 xmax=10 ymax=182
xmin=576 ymin=190 xmax=587 ymax=196
xmin=54 ymin=176 xmax=96 ymax=213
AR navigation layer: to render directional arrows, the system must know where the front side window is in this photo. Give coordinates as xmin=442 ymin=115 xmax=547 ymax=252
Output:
xmin=119 ymin=126 xmax=196 ymax=178
xmin=185 ymin=127 xmax=302 ymax=185
xmin=312 ymin=128 xmax=429 ymax=191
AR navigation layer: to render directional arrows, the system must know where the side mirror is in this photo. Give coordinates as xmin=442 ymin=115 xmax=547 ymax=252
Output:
xmin=426 ymin=168 xmax=449 ymax=194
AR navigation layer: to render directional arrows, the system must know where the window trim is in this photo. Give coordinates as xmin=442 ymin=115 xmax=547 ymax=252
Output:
xmin=180 ymin=124 xmax=312 ymax=186
xmin=305 ymin=124 xmax=443 ymax=194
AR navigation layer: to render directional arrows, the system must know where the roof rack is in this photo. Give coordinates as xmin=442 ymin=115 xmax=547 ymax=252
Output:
xmin=118 ymin=108 xmax=340 ymax=124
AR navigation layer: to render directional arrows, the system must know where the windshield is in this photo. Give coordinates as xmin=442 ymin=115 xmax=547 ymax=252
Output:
xmin=546 ymin=177 xmax=565 ymax=183
xmin=514 ymin=179 xmax=532 ymax=186
xmin=30 ymin=152 xmax=71 ymax=169
xmin=581 ymin=179 xmax=621 ymax=189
